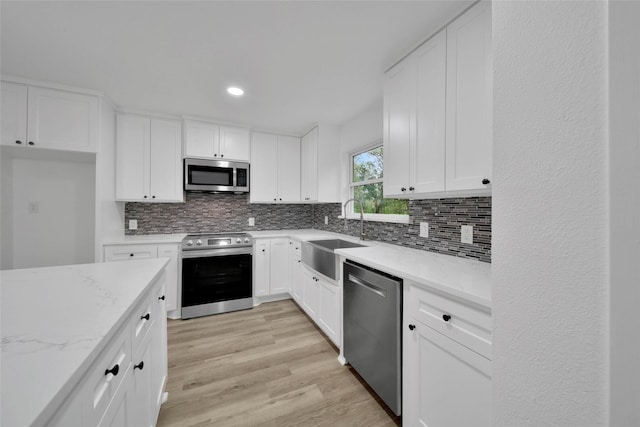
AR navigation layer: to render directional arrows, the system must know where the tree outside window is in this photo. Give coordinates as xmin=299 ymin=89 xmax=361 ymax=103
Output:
xmin=350 ymin=145 xmax=408 ymax=217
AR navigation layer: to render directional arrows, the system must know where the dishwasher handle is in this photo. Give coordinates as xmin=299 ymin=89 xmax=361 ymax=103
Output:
xmin=347 ymin=273 xmax=387 ymax=298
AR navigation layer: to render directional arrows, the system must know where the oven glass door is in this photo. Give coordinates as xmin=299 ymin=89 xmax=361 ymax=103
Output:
xmin=182 ymin=254 xmax=252 ymax=307
xmin=187 ymin=164 xmax=234 ymax=187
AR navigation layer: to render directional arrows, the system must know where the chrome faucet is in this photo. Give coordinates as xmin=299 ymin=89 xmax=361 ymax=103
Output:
xmin=343 ymin=198 xmax=365 ymax=241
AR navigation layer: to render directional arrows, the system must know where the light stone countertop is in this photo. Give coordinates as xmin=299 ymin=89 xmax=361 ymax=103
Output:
xmin=0 ymin=258 xmax=169 ymax=427
xmin=103 ymin=233 xmax=187 ymax=245
xmin=247 ymin=229 xmax=491 ymax=308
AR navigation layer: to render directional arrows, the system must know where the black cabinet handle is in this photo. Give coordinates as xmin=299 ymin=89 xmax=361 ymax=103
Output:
xmin=220 ymin=154 xmax=224 ymax=158
xmin=158 ymin=295 xmax=165 ymax=301
xmin=129 ymin=253 xmax=134 ymax=257
xmin=104 ymin=364 xmax=119 ymax=376
xmin=401 ymin=187 xmax=407 ymax=192
xmin=28 ymin=141 xmax=34 ymax=146
xmin=134 ymin=361 xmax=144 ymax=370
xmin=15 ymin=140 xmax=22 ymax=145
xmin=442 ymin=314 xmax=451 ymax=322
xmin=141 ymin=313 xmax=150 ymax=321
xmin=152 ymin=195 xmax=156 ymax=199
xmin=409 ymin=186 xmax=415 ymax=191
xmin=262 ymin=249 xmax=266 ymax=252
xmin=408 ymin=324 xmax=416 ymax=331
xmin=297 ymin=260 xmax=301 ymax=263
xmin=144 ymin=195 xmax=148 ymax=199
xmin=279 ymin=198 xmax=282 ymax=201
xmin=273 ymin=198 xmax=277 ymax=201
xmin=482 ymin=178 xmax=491 ymax=185
xmin=214 ymin=153 xmax=218 ymax=157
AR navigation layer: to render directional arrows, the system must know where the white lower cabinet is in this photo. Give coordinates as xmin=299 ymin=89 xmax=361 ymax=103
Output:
xmin=104 ymin=243 xmax=180 ymax=313
xmin=318 ymin=279 xmax=340 ymax=345
xmin=253 ymin=238 xmax=290 ymax=299
xmin=302 ymin=268 xmax=320 ymax=317
xmin=404 ymin=281 xmax=492 ymax=426
xmin=289 ymin=241 xmax=303 ymax=303
xmin=49 ymin=270 xmax=167 ymax=427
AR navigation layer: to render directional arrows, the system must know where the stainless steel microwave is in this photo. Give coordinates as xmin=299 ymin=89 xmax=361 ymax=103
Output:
xmin=184 ymin=158 xmax=250 ymax=193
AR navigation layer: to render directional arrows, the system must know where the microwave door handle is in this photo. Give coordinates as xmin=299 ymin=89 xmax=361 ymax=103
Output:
xmin=233 ymin=167 xmax=237 ymax=188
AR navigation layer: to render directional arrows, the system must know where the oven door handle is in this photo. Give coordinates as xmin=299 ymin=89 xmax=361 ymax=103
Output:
xmin=182 ymin=247 xmax=253 ymax=258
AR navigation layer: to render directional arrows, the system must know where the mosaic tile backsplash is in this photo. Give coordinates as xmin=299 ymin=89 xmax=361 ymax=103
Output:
xmin=125 ymin=194 xmax=491 ymax=263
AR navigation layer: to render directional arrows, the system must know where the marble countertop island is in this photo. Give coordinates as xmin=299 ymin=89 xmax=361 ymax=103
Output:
xmin=0 ymin=258 xmax=169 ymax=427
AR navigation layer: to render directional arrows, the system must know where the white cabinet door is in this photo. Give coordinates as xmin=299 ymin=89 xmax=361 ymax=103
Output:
xmin=277 ymin=135 xmax=301 ymax=202
xmin=157 ymin=244 xmax=179 ymax=312
xmin=219 ymin=126 xmax=250 ymax=161
xmin=292 ymin=255 xmax=303 ymax=303
xmin=300 ymin=128 xmax=318 ymax=202
xmin=250 ymin=132 xmax=279 ymax=203
xmin=319 ymin=279 xmax=340 ymax=346
xmin=150 ymin=281 xmax=168 ymax=413
xmin=116 ymin=114 xmax=150 ymax=201
xmin=129 ymin=332 xmax=153 ymax=427
xmin=383 ymin=59 xmax=415 ymax=197
xmin=445 ymin=1 xmax=492 ymax=192
xmin=413 ymin=30 xmax=447 ymax=194
xmin=404 ymin=318 xmax=492 ymax=427
xmin=302 ymin=268 xmax=319 ymax=317
xmin=269 ymin=238 xmax=290 ymax=294
xmin=27 ymin=86 xmax=98 ymax=152
xmin=183 ymin=120 xmax=219 ymax=159
xmin=1 ymin=81 xmax=28 ymax=147
xmin=253 ymin=240 xmax=271 ymax=297
xmin=149 ymin=119 xmax=183 ymax=202
xmin=97 ymin=368 xmax=134 ymax=427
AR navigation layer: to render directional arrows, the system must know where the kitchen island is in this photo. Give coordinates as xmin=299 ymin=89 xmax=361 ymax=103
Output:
xmin=1 ymin=258 xmax=169 ymax=427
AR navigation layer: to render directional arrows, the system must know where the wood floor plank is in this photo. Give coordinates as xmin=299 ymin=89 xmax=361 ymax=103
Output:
xmin=157 ymin=299 xmax=400 ymax=427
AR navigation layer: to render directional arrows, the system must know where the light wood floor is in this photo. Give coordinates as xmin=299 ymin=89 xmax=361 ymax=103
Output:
xmin=157 ymin=299 xmax=401 ymax=427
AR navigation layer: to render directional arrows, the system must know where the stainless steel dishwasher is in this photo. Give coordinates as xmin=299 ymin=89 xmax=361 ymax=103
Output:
xmin=343 ymin=260 xmax=402 ymax=416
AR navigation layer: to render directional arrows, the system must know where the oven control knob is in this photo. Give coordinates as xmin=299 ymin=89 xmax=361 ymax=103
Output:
xmin=186 ymin=240 xmax=193 ymax=247
xmin=236 ymin=238 xmax=241 ymax=243
xmin=244 ymin=238 xmax=250 ymax=243
xmin=196 ymin=239 xmax=203 ymax=246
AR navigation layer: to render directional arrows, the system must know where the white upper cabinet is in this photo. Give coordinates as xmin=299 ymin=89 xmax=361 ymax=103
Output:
xmin=1 ymin=82 xmax=28 ymax=147
xmin=300 ymin=124 xmax=340 ymax=203
xmin=445 ymin=1 xmax=493 ymax=192
xmin=219 ymin=126 xmax=250 ymax=161
xmin=383 ymin=1 xmax=492 ymax=199
xmin=1 ymin=81 xmax=99 ymax=153
xmin=250 ymin=132 xmax=301 ymax=203
xmin=116 ymin=114 xmax=183 ymax=202
xmin=183 ymin=120 xmax=250 ymax=161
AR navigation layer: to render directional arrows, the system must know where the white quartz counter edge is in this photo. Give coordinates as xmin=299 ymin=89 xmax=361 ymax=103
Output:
xmin=247 ymin=230 xmax=491 ymax=309
xmin=0 ymin=258 xmax=169 ymax=427
xmin=102 ymin=233 xmax=187 ymax=245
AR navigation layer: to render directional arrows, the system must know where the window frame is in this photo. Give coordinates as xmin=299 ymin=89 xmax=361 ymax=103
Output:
xmin=345 ymin=141 xmax=410 ymax=224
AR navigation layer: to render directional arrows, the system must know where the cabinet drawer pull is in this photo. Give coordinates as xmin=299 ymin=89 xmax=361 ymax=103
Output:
xmin=134 ymin=361 xmax=144 ymax=370
xmin=152 ymin=195 xmax=156 ymax=199
xmin=15 ymin=140 xmax=22 ymax=145
xmin=158 ymin=295 xmax=165 ymax=301
xmin=144 ymin=195 xmax=148 ymax=198
xmin=442 ymin=314 xmax=451 ymax=322
xmin=129 ymin=253 xmax=134 ymax=257
xmin=220 ymin=154 xmax=224 ymax=158
xmin=141 ymin=313 xmax=150 ymax=321
xmin=408 ymin=324 xmax=416 ymax=331
xmin=409 ymin=186 xmax=415 ymax=191
xmin=401 ymin=187 xmax=407 ymax=192
xmin=482 ymin=178 xmax=491 ymax=185
xmin=104 ymin=364 xmax=119 ymax=377
xmin=28 ymin=141 xmax=34 ymax=146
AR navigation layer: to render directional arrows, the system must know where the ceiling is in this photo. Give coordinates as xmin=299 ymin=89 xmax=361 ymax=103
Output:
xmin=1 ymin=1 xmax=472 ymax=136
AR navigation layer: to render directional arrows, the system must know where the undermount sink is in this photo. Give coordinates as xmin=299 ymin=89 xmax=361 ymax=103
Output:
xmin=302 ymin=239 xmax=365 ymax=280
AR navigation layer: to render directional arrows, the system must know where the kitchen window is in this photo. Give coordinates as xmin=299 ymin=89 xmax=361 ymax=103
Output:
xmin=348 ymin=143 xmax=409 ymax=223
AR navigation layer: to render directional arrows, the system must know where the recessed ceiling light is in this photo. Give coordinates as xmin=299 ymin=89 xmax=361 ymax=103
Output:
xmin=227 ymin=87 xmax=244 ymax=96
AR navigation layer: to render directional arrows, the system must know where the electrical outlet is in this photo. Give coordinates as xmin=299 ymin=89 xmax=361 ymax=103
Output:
xmin=128 ymin=219 xmax=138 ymax=230
xmin=461 ymin=225 xmax=473 ymax=244
xmin=419 ymin=222 xmax=429 ymax=238
xmin=324 ymin=216 xmax=328 ymax=225
xmin=248 ymin=217 xmax=255 ymax=227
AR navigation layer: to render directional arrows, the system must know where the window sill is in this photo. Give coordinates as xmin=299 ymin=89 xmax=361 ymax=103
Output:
xmin=338 ymin=214 xmax=410 ymax=225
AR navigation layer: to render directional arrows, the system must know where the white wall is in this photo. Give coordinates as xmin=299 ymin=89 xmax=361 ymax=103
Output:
xmin=1 ymin=149 xmax=96 ymax=269
xmin=492 ymin=2 xmax=609 ymax=425
xmin=609 ymin=1 xmax=640 ymax=424
xmin=338 ymin=100 xmax=383 ymax=201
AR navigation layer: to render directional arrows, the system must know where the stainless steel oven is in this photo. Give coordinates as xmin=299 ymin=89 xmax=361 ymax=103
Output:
xmin=181 ymin=232 xmax=253 ymax=319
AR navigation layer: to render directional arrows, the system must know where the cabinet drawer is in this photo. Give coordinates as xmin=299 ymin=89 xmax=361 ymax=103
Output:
xmin=82 ymin=327 xmax=131 ymax=426
xmin=131 ymin=292 xmax=154 ymax=355
xmin=104 ymin=245 xmax=158 ymax=262
xmin=408 ymin=283 xmax=491 ymax=358
xmin=290 ymin=240 xmax=302 ymax=256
